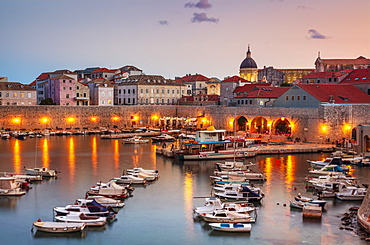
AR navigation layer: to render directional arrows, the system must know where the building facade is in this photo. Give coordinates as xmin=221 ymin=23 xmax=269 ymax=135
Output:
xmin=239 ymin=46 xmax=258 ymax=82
xmin=315 ymin=55 xmax=370 ymax=72
xmin=0 ymin=82 xmax=37 ymax=106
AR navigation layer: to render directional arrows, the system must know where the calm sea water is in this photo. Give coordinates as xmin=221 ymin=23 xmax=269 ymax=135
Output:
xmin=0 ymin=135 xmax=369 ymax=245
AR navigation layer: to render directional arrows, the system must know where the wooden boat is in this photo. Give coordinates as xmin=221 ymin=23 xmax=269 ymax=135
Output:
xmin=294 ymin=194 xmax=326 ymax=208
xmin=173 ymin=129 xmax=258 ymax=161
xmin=289 ymin=200 xmax=305 ymax=209
xmin=54 ymin=213 xmax=107 ymax=227
xmin=214 ymin=161 xmax=255 ymax=171
xmin=122 ymin=136 xmax=149 ymax=144
xmin=201 ymin=210 xmax=256 ymax=223
xmin=209 ymin=223 xmax=252 ymax=232
xmin=32 ymin=221 xmax=85 ymax=233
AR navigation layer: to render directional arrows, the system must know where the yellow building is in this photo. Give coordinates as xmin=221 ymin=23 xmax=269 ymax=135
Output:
xmin=278 ymin=69 xmax=314 ymax=84
xmin=239 ymin=46 xmax=258 ymax=82
xmin=206 ymin=78 xmax=221 ymax=95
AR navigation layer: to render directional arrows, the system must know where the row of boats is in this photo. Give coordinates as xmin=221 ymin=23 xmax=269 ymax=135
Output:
xmin=192 ymin=161 xmax=267 ymax=233
xmin=32 ymin=167 xmax=159 ymax=234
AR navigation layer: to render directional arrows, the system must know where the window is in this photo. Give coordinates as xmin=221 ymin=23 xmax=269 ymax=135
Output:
xmin=77 ymin=86 xmax=80 ymax=90
xmin=259 ymin=101 xmax=263 ymax=105
xmin=156 ymin=99 xmax=159 ymax=103
xmin=146 ymin=89 xmax=149 ymax=93
xmin=177 ymin=90 xmax=179 ymax=94
xmin=167 ymin=89 xmax=170 ymax=93
xmin=66 ymin=94 xmax=70 ymax=98
xmin=297 ymin=96 xmax=300 ymax=100
xmin=20 ymin=93 xmax=24 ymax=98
xmin=13 ymin=92 xmax=17 ymax=97
xmin=162 ymin=89 xmax=164 ymax=94
xmin=101 ymin=100 xmax=105 ymax=105
xmin=69 ymin=80 xmax=72 ymax=83
xmin=162 ymin=99 xmax=164 ymax=103
xmin=119 ymin=98 xmax=121 ymax=104
xmin=76 ymin=93 xmax=80 ymax=97
xmin=101 ymin=92 xmax=105 ymax=97
xmin=133 ymin=89 xmax=135 ymax=94
xmin=128 ymin=89 xmax=130 ymax=94
xmin=63 ymin=80 xmax=66 ymax=83
xmin=140 ymin=89 xmax=143 ymax=93
xmin=123 ymin=89 xmax=126 ymax=94
xmin=303 ymin=96 xmax=306 ymax=100
xmin=119 ymin=89 xmax=121 ymax=94
xmin=172 ymin=90 xmax=174 ymax=94
xmin=156 ymin=89 xmax=159 ymax=93
xmin=108 ymin=92 xmax=111 ymax=97
xmin=132 ymin=98 xmax=135 ymax=104
xmin=249 ymin=100 xmax=252 ymax=104
xmin=108 ymin=100 xmax=112 ymax=104
xmin=63 ymin=87 xmax=66 ymax=90
xmin=28 ymin=92 xmax=32 ymax=98
xmin=291 ymin=96 xmax=295 ymax=100
xmin=69 ymin=87 xmax=72 ymax=90
xmin=128 ymin=98 xmax=131 ymax=104
xmin=285 ymin=96 xmax=288 ymax=100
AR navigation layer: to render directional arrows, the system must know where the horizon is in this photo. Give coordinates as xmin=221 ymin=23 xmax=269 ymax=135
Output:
xmin=1 ymin=0 xmax=369 ymax=84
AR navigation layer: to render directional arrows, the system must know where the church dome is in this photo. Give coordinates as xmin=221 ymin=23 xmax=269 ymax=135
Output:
xmin=240 ymin=46 xmax=257 ymax=69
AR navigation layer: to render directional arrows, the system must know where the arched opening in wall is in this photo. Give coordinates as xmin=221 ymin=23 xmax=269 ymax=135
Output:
xmin=236 ymin=116 xmax=248 ymax=132
xmin=273 ymin=118 xmax=291 ymax=136
xmin=364 ymin=135 xmax=370 ymax=153
xmin=351 ymin=128 xmax=357 ymax=143
xmin=250 ymin=116 xmax=268 ymax=134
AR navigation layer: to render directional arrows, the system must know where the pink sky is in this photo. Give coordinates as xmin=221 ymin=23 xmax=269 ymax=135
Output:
xmin=0 ymin=0 xmax=369 ymax=83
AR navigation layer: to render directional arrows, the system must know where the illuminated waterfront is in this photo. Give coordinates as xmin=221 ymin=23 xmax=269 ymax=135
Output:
xmin=0 ymin=135 xmax=369 ymax=245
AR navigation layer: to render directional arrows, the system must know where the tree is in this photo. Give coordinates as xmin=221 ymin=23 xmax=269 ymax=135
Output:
xmin=40 ymin=98 xmax=57 ymax=105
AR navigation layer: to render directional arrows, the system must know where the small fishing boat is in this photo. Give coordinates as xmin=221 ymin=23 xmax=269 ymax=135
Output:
xmin=214 ymin=161 xmax=255 ymax=171
xmin=193 ymin=197 xmax=255 ymax=217
xmin=25 ymin=167 xmax=57 ymax=177
xmin=209 ymin=223 xmax=252 ymax=232
xmin=86 ymin=180 xmax=132 ymax=199
xmin=53 ymin=199 xmax=116 ymax=218
xmin=32 ymin=221 xmax=86 ymax=233
xmin=54 ymin=213 xmax=107 ymax=227
xmin=201 ymin=210 xmax=256 ymax=223
xmin=0 ymin=177 xmax=26 ymax=196
xmin=335 ymin=188 xmax=367 ymax=201
xmin=122 ymin=136 xmax=149 ymax=144
xmin=213 ymin=170 xmax=265 ymax=181
xmin=126 ymin=167 xmax=159 ymax=177
xmin=294 ymin=194 xmax=326 ymax=208
xmin=289 ymin=200 xmax=305 ymax=209
xmin=151 ymin=134 xmax=176 ymax=143
xmin=114 ymin=175 xmax=147 ymax=184
xmin=214 ymin=185 xmax=264 ymax=202
xmin=76 ymin=196 xmax=124 ymax=208
xmin=308 ymin=165 xmax=348 ymax=177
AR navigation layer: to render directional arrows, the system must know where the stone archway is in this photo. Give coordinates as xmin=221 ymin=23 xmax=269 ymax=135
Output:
xmin=351 ymin=128 xmax=357 ymax=143
xmin=236 ymin=116 xmax=248 ymax=132
xmin=273 ymin=117 xmax=291 ymax=136
xmin=250 ymin=116 xmax=268 ymax=134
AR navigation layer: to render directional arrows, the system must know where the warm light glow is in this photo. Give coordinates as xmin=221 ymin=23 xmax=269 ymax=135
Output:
xmin=321 ymin=125 xmax=328 ymax=133
xmin=281 ymin=117 xmax=285 ymax=121
xmin=42 ymin=138 xmax=49 ymax=168
xmin=152 ymin=115 xmax=158 ymax=120
xmin=67 ymin=117 xmax=75 ymax=123
xmin=343 ymin=124 xmax=351 ymax=131
xmin=112 ymin=116 xmax=120 ymax=122
xmin=90 ymin=116 xmax=98 ymax=122
xmin=131 ymin=115 xmax=138 ymax=121
xmin=40 ymin=117 xmax=49 ymax=124
xmin=11 ymin=117 xmax=21 ymax=124
xmin=68 ymin=137 xmax=75 ymax=182
xmin=12 ymin=140 xmax=21 ymax=173
xmin=184 ymin=172 xmax=194 ymax=231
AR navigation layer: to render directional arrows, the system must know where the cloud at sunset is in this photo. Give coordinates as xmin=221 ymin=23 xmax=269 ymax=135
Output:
xmin=158 ymin=20 xmax=168 ymax=26
xmin=307 ymin=29 xmax=330 ymax=39
xmin=185 ymin=0 xmax=212 ymax=9
xmin=191 ymin=12 xmax=218 ymax=23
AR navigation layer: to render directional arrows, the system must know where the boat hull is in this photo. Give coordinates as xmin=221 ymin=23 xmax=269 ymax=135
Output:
xmin=209 ymin=223 xmax=252 ymax=232
xmin=33 ymin=222 xmax=85 ymax=233
xmin=175 ymin=151 xmax=257 ymax=161
xmin=202 ymin=216 xmax=255 ymax=223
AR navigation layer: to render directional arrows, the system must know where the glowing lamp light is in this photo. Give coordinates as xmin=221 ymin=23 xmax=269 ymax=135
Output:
xmin=281 ymin=117 xmax=285 ymax=121
xmin=67 ymin=117 xmax=75 ymax=123
xmin=112 ymin=116 xmax=120 ymax=122
xmin=40 ymin=117 xmax=49 ymax=124
xmin=12 ymin=117 xmax=21 ymax=124
xmin=152 ymin=115 xmax=158 ymax=120
xmin=130 ymin=116 xmax=138 ymax=121
xmin=90 ymin=116 xmax=98 ymax=122
xmin=321 ymin=125 xmax=327 ymax=132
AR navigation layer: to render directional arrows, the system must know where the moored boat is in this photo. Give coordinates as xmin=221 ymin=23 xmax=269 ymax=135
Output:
xmin=122 ymin=136 xmax=149 ymax=144
xmin=54 ymin=213 xmax=107 ymax=227
xmin=151 ymin=134 xmax=176 ymax=143
xmin=32 ymin=221 xmax=86 ymax=233
xmin=113 ymin=175 xmax=147 ymax=184
xmin=209 ymin=222 xmax=252 ymax=232
xmin=201 ymin=210 xmax=256 ymax=223
xmin=335 ymin=188 xmax=367 ymax=201
xmin=25 ymin=167 xmax=57 ymax=177
xmin=294 ymin=194 xmax=326 ymax=208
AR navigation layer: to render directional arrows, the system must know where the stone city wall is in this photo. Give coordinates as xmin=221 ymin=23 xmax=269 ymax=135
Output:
xmin=1 ymin=104 xmax=370 ymax=143
xmin=358 ymin=191 xmax=370 ymax=232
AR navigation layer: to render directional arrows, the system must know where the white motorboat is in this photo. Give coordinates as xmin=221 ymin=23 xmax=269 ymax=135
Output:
xmin=54 ymin=213 xmax=107 ymax=227
xmin=114 ymin=175 xmax=147 ymax=184
xmin=210 ymin=175 xmax=250 ymax=183
xmin=308 ymin=165 xmax=348 ymax=177
xmin=214 ymin=185 xmax=264 ymax=202
xmin=32 ymin=221 xmax=86 ymax=233
xmin=201 ymin=210 xmax=256 ymax=223
xmin=53 ymin=199 xmax=116 ymax=218
xmin=25 ymin=167 xmax=57 ymax=177
xmin=122 ymin=136 xmax=149 ymax=144
xmin=209 ymin=223 xmax=252 ymax=232
xmin=0 ymin=177 xmax=26 ymax=196
xmin=126 ymin=167 xmax=159 ymax=178
xmin=193 ymin=197 xmax=255 ymax=217
xmin=335 ymin=188 xmax=367 ymax=201
xmin=76 ymin=196 xmax=124 ymax=208
xmin=307 ymin=157 xmax=344 ymax=168
xmin=294 ymin=194 xmax=326 ymax=208
xmin=214 ymin=161 xmax=255 ymax=171
xmin=151 ymin=134 xmax=176 ymax=143
xmin=213 ymin=170 xmax=265 ymax=181
xmin=87 ymin=180 xmax=131 ymax=199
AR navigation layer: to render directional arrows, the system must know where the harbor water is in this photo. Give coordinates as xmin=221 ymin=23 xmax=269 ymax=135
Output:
xmin=0 ymin=135 xmax=369 ymax=245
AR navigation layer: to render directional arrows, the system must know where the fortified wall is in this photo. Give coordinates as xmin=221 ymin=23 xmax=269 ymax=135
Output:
xmin=1 ymin=104 xmax=370 ymax=146
xmin=358 ymin=191 xmax=370 ymax=233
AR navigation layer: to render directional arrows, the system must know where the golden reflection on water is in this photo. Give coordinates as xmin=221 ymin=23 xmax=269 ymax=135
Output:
xmin=132 ymin=149 xmax=139 ymax=168
xmin=184 ymin=172 xmax=194 ymax=234
xmin=113 ymin=140 xmax=120 ymax=170
xmin=68 ymin=137 xmax=75 ymax=182
xmin=285 ymin=155 xmax=295 ymax=188
xmin=13 ymin=140 xmax=21 ymax=173
xmin=41 ymin=138 xmax=49 ymax=168
xmin=91 ymin=136 xmax=98 ymax=175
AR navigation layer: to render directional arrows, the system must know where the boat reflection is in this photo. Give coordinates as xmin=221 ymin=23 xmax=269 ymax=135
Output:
xmin=32 ymin=230 xmax=87 ymax=239
xmin=12 ymin=140 xmax=21 ymax=173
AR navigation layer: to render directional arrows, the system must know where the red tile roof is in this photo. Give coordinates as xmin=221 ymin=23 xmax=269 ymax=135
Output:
xmin=297 ymin=84 xmax=370 ymax=103
xmin=36 ymin=72 xmax=52 ymax=81
xmin=303 ymin=70 xmax=352 ymax=79
xmin=340 ymin=68 xmax=370 ymax=84
xmin=222 ymin=76 xmax=249 ymax=83
xmin=178 ymin=74 xmax=210 ymax=82
xmin=92 ymin=68 xmax=115 ymax=73
xmin=319 ymin=56 xmax=370 ymax=65
xmin=235 ymin=86 xmax=289 ymax=98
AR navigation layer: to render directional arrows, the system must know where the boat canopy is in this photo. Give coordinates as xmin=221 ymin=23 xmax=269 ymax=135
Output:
xmin=87 ymin=200 xmax=108 ymax=212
